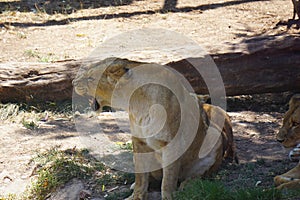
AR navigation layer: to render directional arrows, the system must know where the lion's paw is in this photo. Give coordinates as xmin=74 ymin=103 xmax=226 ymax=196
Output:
xmin=289 ymin=144 xmax=300 ymax=162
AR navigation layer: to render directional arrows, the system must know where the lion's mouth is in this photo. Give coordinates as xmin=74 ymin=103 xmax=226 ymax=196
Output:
xmin=90 ymin=98 xmax=101 ymax=111
xmin=89 ymin=97 xmax=113 ymax=112
xmin=277 ymin=138 xmax=285 ymax=143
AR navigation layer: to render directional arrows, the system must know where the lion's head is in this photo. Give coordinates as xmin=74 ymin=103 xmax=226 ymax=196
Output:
xmin=72 ymin=57 xmax=142 ymax=111
xmin=276 ymin=94 xmax=300 ymax=148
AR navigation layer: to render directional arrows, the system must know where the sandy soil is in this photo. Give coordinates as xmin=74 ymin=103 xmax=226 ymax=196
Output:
xmin=0 ymin=0 xmax=299 ymax=63
xmin=0 ymin=94 xmax=298 ymax=198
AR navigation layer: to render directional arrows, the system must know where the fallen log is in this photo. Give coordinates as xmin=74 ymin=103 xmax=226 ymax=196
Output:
xmin=0 ymin=35 xmax=300 ymax=103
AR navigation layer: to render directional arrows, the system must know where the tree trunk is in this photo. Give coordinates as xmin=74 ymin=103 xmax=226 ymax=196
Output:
xmin=1 ymin=36 xmax=300 ymax=103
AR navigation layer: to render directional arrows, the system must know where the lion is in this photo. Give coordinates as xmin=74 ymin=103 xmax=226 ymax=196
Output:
xmin=73 ymin=57 xmax=237 ymax=199
xmin=274 ymin=94 xmax=300 ymax=189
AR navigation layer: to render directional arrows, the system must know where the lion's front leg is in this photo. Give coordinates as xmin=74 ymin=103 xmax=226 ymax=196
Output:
xmin=289 ymin=144 xmax=300 ymax=161
xmin=131 ymin=137 xmax=152 ymax=199
xmin=125 ymin=173 xmax=149 ymax=200
xmin=132 ymin=172 xmax=149 ymax=200
xmin=274 ymin=162 xmax=300 ymax=188
xmin=276 ymin=179 xmax=300 ymax=189
xmin=161 ymin=158 xmax=180 ymax=200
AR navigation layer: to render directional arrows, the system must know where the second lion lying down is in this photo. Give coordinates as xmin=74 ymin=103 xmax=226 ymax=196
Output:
xmin=73 ymin=58 xmax=237 ymax=199
xmin=275 ymin=94 xmax=300 ymax=189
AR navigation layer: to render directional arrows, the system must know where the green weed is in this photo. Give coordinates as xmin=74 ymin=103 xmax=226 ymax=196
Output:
xmin=24 ymin=49 xmax=40 ymax=58
xmin=174 ymin=179 xmax=232 ymax=200
xmin=0 ymin=101 xmax=72 ymax=124
xmin=24 ymin=50 xmax=57 ymax=62
xmin=116 ymin=141 xmax=133 ymax=151
xmin=22 ymin=119 xmax=38 ymax=129
xmin=25 ymin=148 xmax=100 ymax=199
xmin=23 ymin=147 xmax=133 ymax=200
xmin=0 ymin=103 xmax=20 ymax=120
xmin=106 ymin=189 xmax=133 ymax=200
xmin=0 ymin=194 xmax=17 ymax=200
xmin=174 ymin=179 xmax=299 ymax=200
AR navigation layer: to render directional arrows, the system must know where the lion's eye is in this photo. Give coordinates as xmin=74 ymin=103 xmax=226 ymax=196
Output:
xmin=123 ymin=67 xmax=132 ymax=79
xmin=124 ymin=67 xmax=130 ymax=72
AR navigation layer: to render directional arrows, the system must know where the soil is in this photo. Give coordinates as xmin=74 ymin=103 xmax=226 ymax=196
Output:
xmin=0 ymin=94 xmax=298 ymax=199
xmin=0 ymin=0 xmax=299 ymax=63
xmin=0 ymin=0 xmax=300 ymax=199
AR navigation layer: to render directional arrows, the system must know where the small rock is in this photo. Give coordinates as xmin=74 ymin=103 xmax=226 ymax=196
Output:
xmin=148 ymin=191 xmax=162 ymax=200
xmin=79 ymin=189 xmax=91 ymax=199
xmin=3 ymin=176 xmax=13 ymax=183
xmin=48 ymin=179 xmax=84 ymax=200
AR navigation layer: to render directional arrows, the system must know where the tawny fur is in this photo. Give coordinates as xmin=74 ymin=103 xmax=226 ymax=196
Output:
xmin=202 ymin=103 xmax=238 ymax=164
xmin=274 ymin=94 xmax=300 ymax=189
xmin=73 ymin=58 xmax=237 ymax=199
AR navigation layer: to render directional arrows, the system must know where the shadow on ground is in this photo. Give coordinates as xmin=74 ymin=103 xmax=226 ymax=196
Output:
xmin=0 ymin=0 xmax=268 ymax=27
xmin=0 ymin=0 xmax=134 ymax=14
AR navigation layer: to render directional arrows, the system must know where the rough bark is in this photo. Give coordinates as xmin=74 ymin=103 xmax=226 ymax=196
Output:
xmin=169 ymin=36 xmax=300 ymax=95
xmin=1 ymin=36 xmax=300 ymax=103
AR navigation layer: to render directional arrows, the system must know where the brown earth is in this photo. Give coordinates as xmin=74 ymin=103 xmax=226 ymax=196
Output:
xmin=0 ymin=93 xmax=298 ymax=199
xmin=0 ymin=0 xmax=299 ymax=63
xmin=0 ymin=0 xmax=300 ymax=199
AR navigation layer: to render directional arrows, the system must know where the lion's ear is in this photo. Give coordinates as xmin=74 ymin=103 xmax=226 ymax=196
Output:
xmin=282 ymin=95 xmax=300 ymax=125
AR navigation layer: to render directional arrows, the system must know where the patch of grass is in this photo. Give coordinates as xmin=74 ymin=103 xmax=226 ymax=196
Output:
xmin=0 ymin=194 xmax=17 ymax=200
xmin=38 ymin=57 xmax=50 ymax=63
xmin=116 ymin=141 xmax=133 ymax=151
xmin=16 ymin=31 xmax=26 ymax=39
xmin=22 ymin=118 xmax=38 ymax=129
xmin=280 ymin=189 xmax=300 ymax=199
xmin=0 ymin=103 xmax=20 ymax=120
xmin=22 ymin=147 xmax=134 ymax=200
xmin=244 ymin=162 xmax=256 ymax=171
xmin=233 ymin=188 xmax=282 ymax=200
xmin=95 ymin=169 xmax=135 ymax=187
xmin=1 ymin=101 xmax=73 ymax=114
xmin=257 ymin=158 xmax=266 ymax=165
xmin=106 ymin=189 xmax=133 ymax=200
xmin=0 ymin=101 xmax=73 ymax=123
xmin=175 ymin=179 xmax=300 ymax=200
xmin=24 ymin=50 xmax=57 ymax=62
xmin=0 ymin=103 xmax=41 ymax=126
xmin=214 ymin=160 xmax=277 ymax=190
xmin=24 ymin=49 xmax=40 ymax=58
xmin=25 ymin=147 xmax=101 ymax=199
xmin=174 ymin=179 xmax=232 ymax=200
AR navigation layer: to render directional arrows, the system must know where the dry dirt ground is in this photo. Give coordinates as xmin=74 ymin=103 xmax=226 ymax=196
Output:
xmin=0 ymin=93 xmax=298 ymax=199
xmin=0 ymin=0 xmax=300 ymax=199
xmin=0 ymin=0 xmax=299 ymax=62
